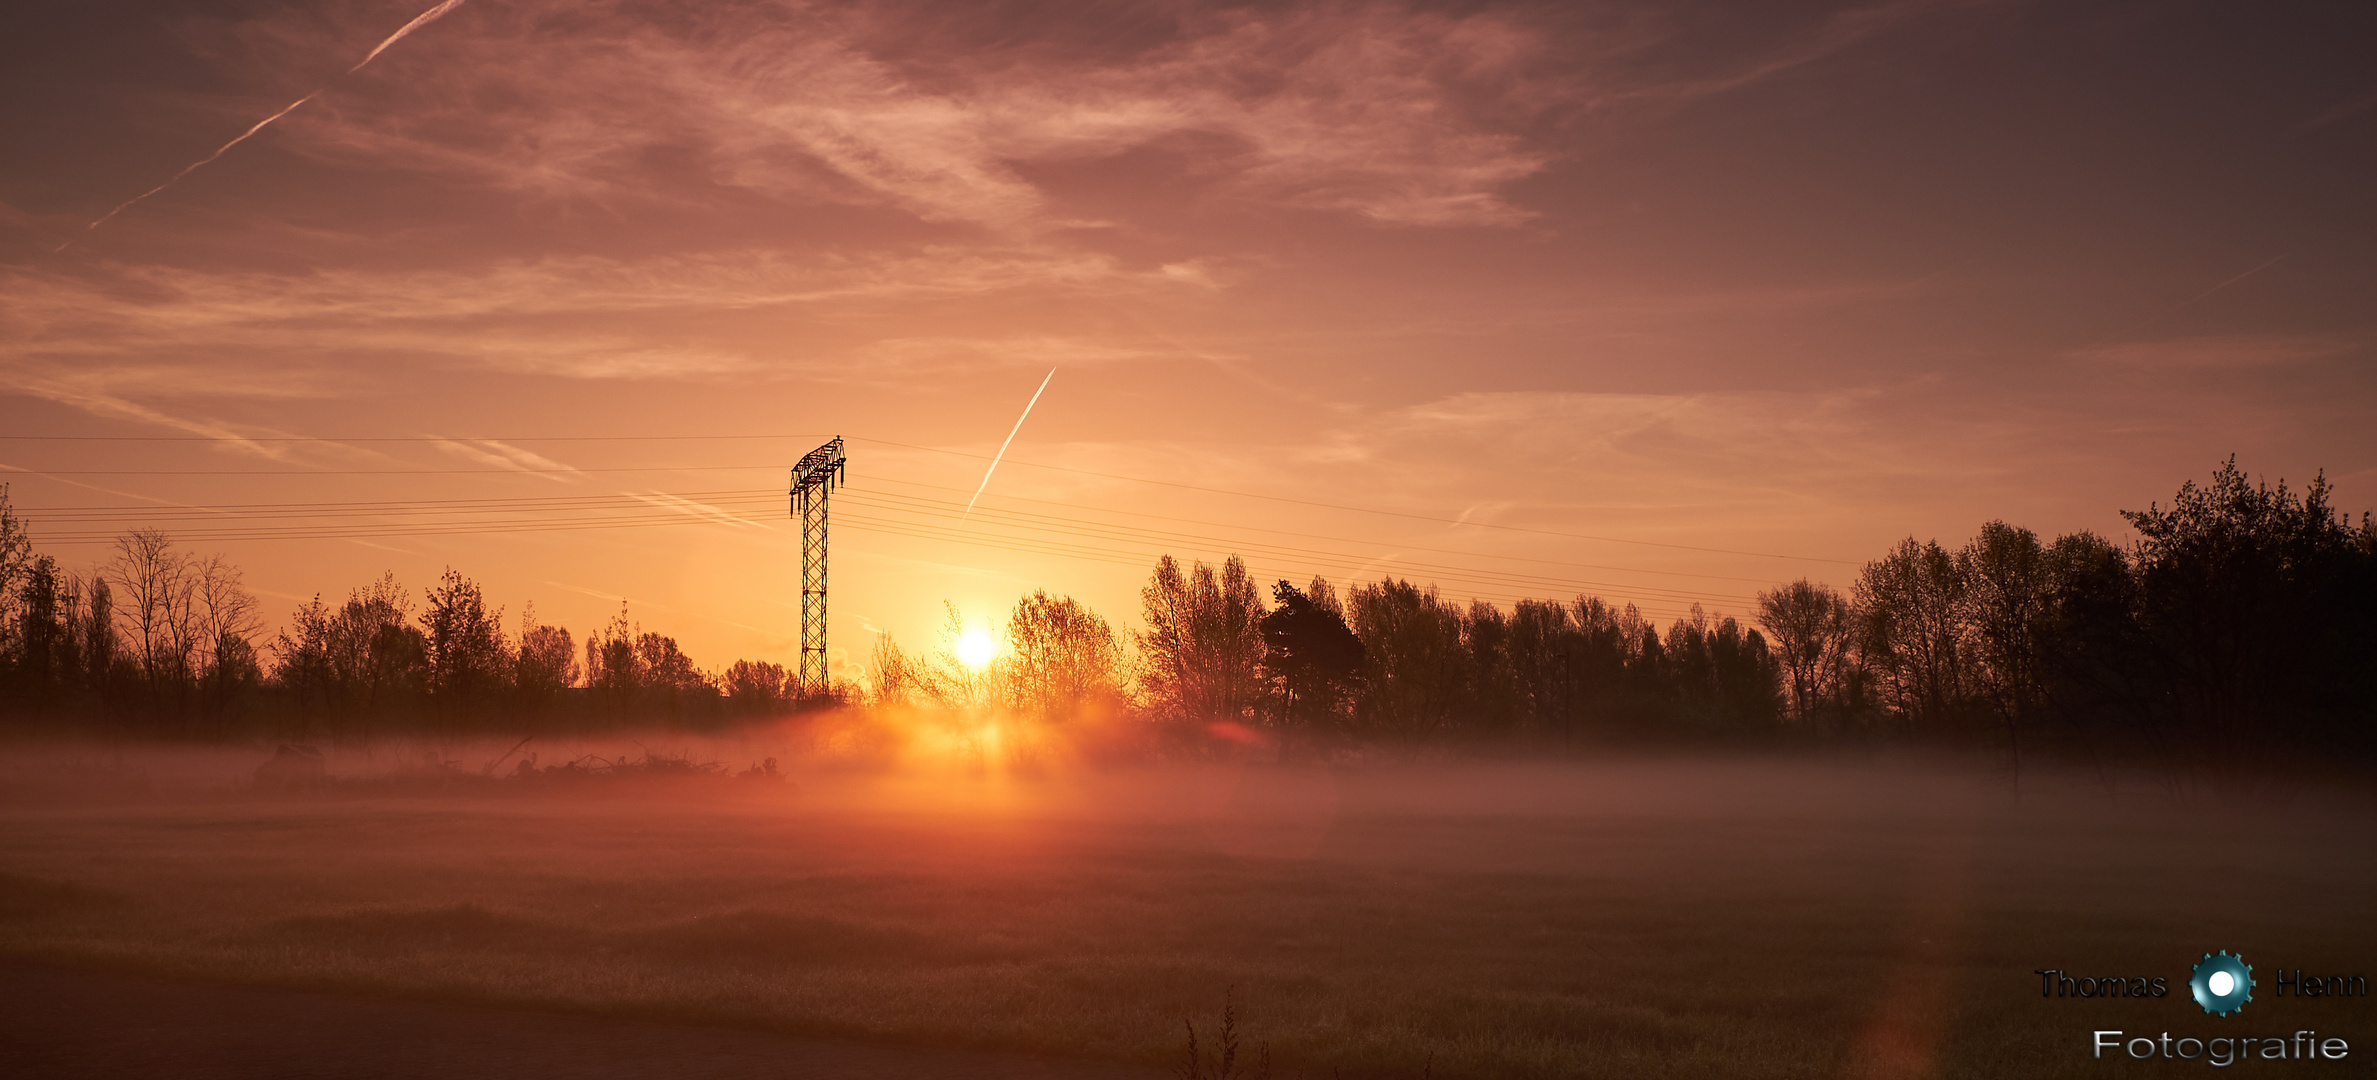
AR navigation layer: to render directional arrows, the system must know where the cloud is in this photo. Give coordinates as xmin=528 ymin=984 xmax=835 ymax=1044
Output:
xmin=2290 ymin=85 xmax=2377 ymax=137
xmin=0 ymin=371 xmax=319 ymax=459
xmin=269 ymin=0 xmax=1565 ymax=230
xmin=0 ymin=246 xmax=1217 ymax=403
xmin=630 ymin=491 xmax=773 ymax=531
xmin=432 ymin=438 xmax=584 ymax=481
xmin=1381 ymin=389 xmax=1912 ymax=496
xmin=1611 ymin=0 xmax=1985 ymax=110
xmin=2075 ymin=334 xmax=2361 ymax=371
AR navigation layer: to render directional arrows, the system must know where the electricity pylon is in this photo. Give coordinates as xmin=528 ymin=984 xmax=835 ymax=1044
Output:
xmin=789 ymin=437 xmax=847 ymax=696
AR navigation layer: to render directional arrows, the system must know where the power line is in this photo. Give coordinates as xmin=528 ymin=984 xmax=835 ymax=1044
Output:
xmin=24 ymin=491 xmax=781 ymax=522
xmin=2 ymin=466 xmax=775 ymax=475
xmin=0 ymin=435 xmax=825 ymax=442
xmin=848 ymin=438 xmax=1856 ymax=564
xmin=843 ymin=492 xmax=1756 ymax=605
xmin=1 ymin=432 xmax=1856 ymax=563
xmin=19 ymin=485 xmax=1761 ymax=618
xmin=863 ymin=475 xmax=1789 ymax=585
xmin=20 ymin=479 xmax=1806 ymax=587
xmin=19 ymin=487 xmax=772 ymax=512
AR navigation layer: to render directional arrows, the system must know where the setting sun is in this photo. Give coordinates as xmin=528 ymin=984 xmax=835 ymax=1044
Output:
xmin=954 ymin=627 xmax=998 ymax=670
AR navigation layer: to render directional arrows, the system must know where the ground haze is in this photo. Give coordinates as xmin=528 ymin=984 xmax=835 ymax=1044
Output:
xmin=2 ymin=743 xmax=2371 ymax=1078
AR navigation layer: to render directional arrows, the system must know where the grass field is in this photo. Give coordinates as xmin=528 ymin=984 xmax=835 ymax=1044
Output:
xmin=1 ymin=738 xmax=2371 ymax=1078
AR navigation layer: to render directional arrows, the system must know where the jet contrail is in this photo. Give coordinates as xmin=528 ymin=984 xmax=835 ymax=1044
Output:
xmin=73 ymin=93 xmax=318 ymax=239
xmin=963 ymin=368 xmax=1056 ymax=521
xmin=2174 ymin=252 xmax=2289 ymax=311
xmin=2112 ymin=252 xmax=2292 ymax=339
xmin=68 ymin=0 xmax=475 ymax=243
xmin=351 ymin=0 xmax=475 ymax=73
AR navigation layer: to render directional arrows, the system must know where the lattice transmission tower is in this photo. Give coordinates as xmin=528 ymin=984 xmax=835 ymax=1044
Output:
xmin=789 ymin=437 xmax=847 ymax=695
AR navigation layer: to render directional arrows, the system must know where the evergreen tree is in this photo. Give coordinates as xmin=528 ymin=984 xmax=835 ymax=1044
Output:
xmin=1259 ymin=578 xmax=1365 ymax=751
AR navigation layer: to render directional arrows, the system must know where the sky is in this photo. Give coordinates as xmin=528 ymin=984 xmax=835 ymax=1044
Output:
xmin=2 ymin=0 xmax=2371 ymax=678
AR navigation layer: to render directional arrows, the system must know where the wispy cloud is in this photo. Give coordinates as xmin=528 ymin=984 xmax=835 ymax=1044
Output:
xmin=1613 ymin=0 xmax=1980 ymax=110
xmin=0 ymin=373 xmax=309 ymax=459
xmin=629 ymin=491 xmax=771 ymax=531
xmin=2075 ymin=334 xmax=2360 ymax=371
xmin=0 ymin=247 xmax=1209 ymax=398
xmin=431 ymin=438 xmax=584 ymax=481
xmin=2290 ymin=85 xmax=2377 ymax=137
xmin=276 ymin=0 xmax=1565 ymax=230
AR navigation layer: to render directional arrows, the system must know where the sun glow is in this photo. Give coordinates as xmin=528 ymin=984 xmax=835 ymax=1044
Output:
xmin=955 ymin=627 xmax=998 ymax=669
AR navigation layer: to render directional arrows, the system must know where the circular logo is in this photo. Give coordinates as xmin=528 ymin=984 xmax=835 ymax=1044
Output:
xmin=2189 ymin=951 xmax=2254 ymax=1016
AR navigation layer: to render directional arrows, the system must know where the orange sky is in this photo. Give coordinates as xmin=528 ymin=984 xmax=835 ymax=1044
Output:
xmin=2 ymin=0 xmax=2372 ymax=677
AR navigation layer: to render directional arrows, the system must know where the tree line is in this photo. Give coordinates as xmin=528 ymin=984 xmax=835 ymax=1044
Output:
xmin=0 ymin=504 xmax=823 ymax=739
xmin=867 ymin=459 xmax=2377 ymax=775
xmin=1 ymin=461 xmax=2371 ymax=775
xmin=1758 ymin=460 xmax=2377 ymax=779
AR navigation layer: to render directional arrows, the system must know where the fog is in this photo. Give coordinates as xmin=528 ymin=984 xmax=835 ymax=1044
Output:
xmin=4 ymin=732 xmax=2369 ymax=1078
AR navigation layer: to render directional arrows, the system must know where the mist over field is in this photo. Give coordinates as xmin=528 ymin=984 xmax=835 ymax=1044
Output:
xmin=4 ymin=735 xmax=2372 ymax=1079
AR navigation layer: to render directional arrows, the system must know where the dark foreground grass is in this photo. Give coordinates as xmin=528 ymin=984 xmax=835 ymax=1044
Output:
xmin=0 ymin=752 xmax=2371 ymax=1078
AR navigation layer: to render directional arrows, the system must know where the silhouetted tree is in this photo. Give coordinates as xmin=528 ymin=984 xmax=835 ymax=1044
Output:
xmin=1005 ymin=590 xmax=1126 ymax=723
xmin=273 ymin=573 xmax=429 ymax=739
xmin=422 ymin=569 xmax=511 ymax=728
xmin=1953 ymin=522 xmax=2055 ymax=780
xmin=192 ymin=554 xmax=261 ymax=732
xmin=83 ymin=575 xmax=116 ymax=719
xmin=1259 ymin=578 xmax=1364 ymax=752
xmin=1506 ymin=599 xmax=1583 ymax=737
xmin=10 ymin=556 xmax=79 ymax=716
xmin=1462 ymin=600 xmax=1519 ymax=734
xmin=1347 ymin=579 xmax=1467 ymax=738
xmin=1758 ymin=579 xmax=1858 ymax=734
xmin=514 ymin=606 xmax=579 ymax=716
xmin=2119 ymin=459 xmax=2377 ymax=774
xmin=109 ymin=529 xmax=198 ymax=724
xmin=0 ymin=485 xmax=30 ymax=655
xmin=1856 ymin=538 xmax=1972 ymax=736
xmin=1663 ymin=605 xmax=1781 ymax=736
xmin=1136 ymin=555 xmax=1266 ymax=727
xmin=723 ymin=659 xmax=790 ymax=716
xmin=585 ymin=603 xmax=641 ymax=719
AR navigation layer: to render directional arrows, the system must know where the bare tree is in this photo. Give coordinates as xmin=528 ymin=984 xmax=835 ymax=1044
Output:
xmin=1004 ymin=590 xmax=1125 ymax=723
xmin=1757 ymin=579 xmax=1857 ymax=731
xmin=1855 ymin=538 xmax=1972 ymax=735
xmin=869 ymin=633 xmax=923 ymax=708
xmin=193 ymin=553 xmax=262 ymax=727
xmin=107 ymin=529 xmax=199 ymax=716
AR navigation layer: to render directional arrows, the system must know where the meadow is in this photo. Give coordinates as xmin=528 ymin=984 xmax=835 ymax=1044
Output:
xmin=0 ymin=737 xmax=2371 ymax=1079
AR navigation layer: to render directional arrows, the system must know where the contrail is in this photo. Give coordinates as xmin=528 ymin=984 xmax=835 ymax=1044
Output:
xmin=2113 ymin=252 xmax=2291 ymax=339
xmin=351 ymin=0 xmax=475 ymax=73
xmin=68 ymin=0 xmax=475 ymax=243
xmin=963 ymin=368 xmax=1056 ymax=521
xmin=2174 ymin=252 xmax=2289 ymax=311
xmin=73 ymin=93 xmax=318 ymax=240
